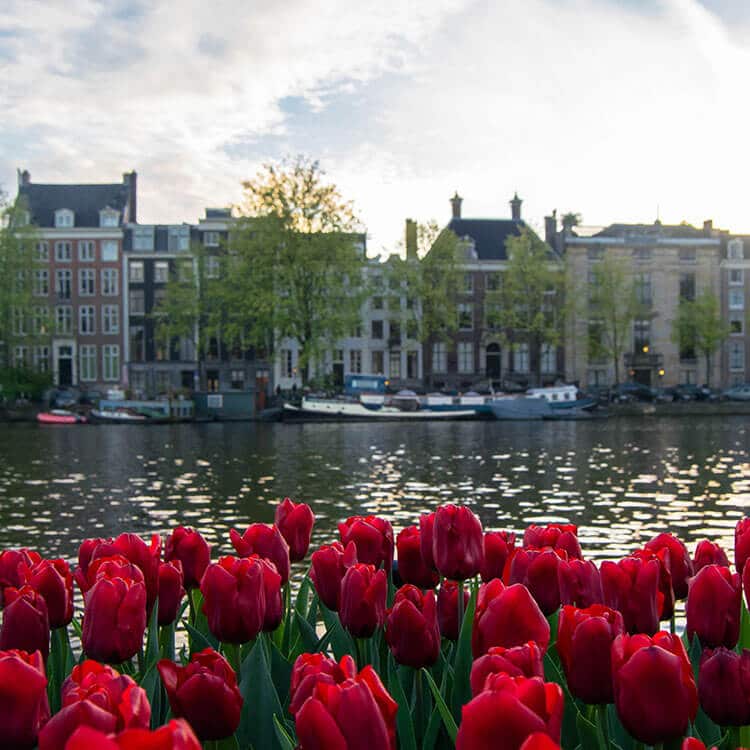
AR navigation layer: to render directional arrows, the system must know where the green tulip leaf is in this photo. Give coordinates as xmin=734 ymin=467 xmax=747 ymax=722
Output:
xmin=450 ymin=584 xmax=477 ymax=721
xmin=422 ymin=667 xmax=459 ymax=744
xmin=184 ymin=621 xmax=219 ymax=654
xmin=293 ymin=611 xmax=320 ymax=653
xmin=575 ymin=710 xmax=601 ymax=750
xmin=386 ymin=660 xmax=417 ymax=750
xmin=320 ymin=603 xmax=356 ymax=660
xmin=144 ymin=600 xmax=160 ymax=670
xmin=273 ymin=715 xmax=297 ymax=750
xmin=268 ymin=638 xmax=293 ymax=708
xmin=740 ymin=599 xmax=750 ymax=652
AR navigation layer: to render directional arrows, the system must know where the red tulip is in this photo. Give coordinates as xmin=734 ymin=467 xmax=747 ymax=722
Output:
xmin=339 ymin=563 xmax=387 ymax=638
xmin=557 ymin=604 xmax=624 ymax=704
xmin=64 ymin=719 xmax=202 ymax=750
xmin=275 ymin=498 xmax=315 ymax=562
xmin=437 ymin=579 xmax=470 ymax=640
xmin=0 ymin=585 xmax=50 ymax=660
xmin=480 ymin=531 xmax=516 ymax=583
xmin=24 ymin=558 xmax=74 ymax=629
xmin=681 ymin=741 xmax=723 ymax=750
xmin=396 ymin=526 xmax=439 ymax=588
xmin=524 ymin=524 xmax=582 ymax=560
xmin=385 ymin=585 xmax=440 ymax=668
xmin=743 ymin=555 xmax=750 ymax=614
xmin=507 ymin=547 xmax=565 ymax=616
xmin=519 ymin=733 xmax=562 ymax=750
xmin=164 ymin=527 xmax=210 ymax=589
xmin=289 ymin=653 xmax=357 ymax=716
xmin=736 ymin=517 xmax=750 ymax=575
xmin=0 ymin=649 xmax=50 ymax=750
xmin=693 ymin=539 xmax=730 ymax=574
xmin=81 ymin=557 xmax=147 ymax=664
xmin=645 ymin=532 xmax=693 ymax=599
xmin=558 ymin=558 xmax=602 ymax=608
xmin=257 ymin=556 xmax=283 ymax=632
xmin=157 ymin=560 xmax=185 ymax=626
xmin=698 ymin=647 xmax=750 ymax=727
xmin=77 ymin=534 xmax=161 ymax=614
xmin=310 ymin=541 xmax=356 ymax=611
xmin=419 ymin=512 xmax=436 ymax=570
xmin=686 ymin=564 xmax=741 ymax=648
xmin=158 ymin=648 xmax=242 ymax=741
xmin=200 ymin=556 xmax=265 ymax=644
xmin=0 ymin=548 xmax=41 ymax=599
xmin=456 ymin=673 xmax=563 ymax=750
xmin=338 ymin=516 xmax=394 ymax=572
xmin=601 ymin=555 xmax=662 ymax=634
xmin=433 ymin=504 xmax=483 ymax=580
xmin=39 ymin=660 xmax=150 ymax=749
xmin=473 ymin=579 xmax=550 ymax=657
xmin=632 ymin=547 xmax=675 ymax=620
xmin=229 ymin=523 xmax=290 ymax=584
xmin=470 ymin=642 xmax=544 ymax=696
xmin=611 ymin=631 xmax=698 ymax=745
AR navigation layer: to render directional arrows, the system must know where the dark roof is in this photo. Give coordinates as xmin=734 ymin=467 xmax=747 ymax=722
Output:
xmin=204 ymin=208 xmax=232 ymax=219
xmin=18 ymin=182 xmax=130 ymax=228
xmin=447 ymin=218 xmax=526 ymax=260
xmin=593 ymin=222 xmax=711 ymax=240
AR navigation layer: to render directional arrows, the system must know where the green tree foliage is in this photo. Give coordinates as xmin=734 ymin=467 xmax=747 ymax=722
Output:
xmin=671 ymin=291 xmax=729 ymax=386
xmin=585 ymin=254 xmax=642 ymax=385
xmin=494 ymin=228 xmax=565 ymax=384
xmin=229 ymin=157 xmax=366 ymax=384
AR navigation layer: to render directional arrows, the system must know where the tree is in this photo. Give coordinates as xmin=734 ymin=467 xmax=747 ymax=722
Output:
xmin=671 ymin=292 xmax=729 ymax=386
xmin=229 ymin=157 xmax=366 ymax=384
xmin=494 ymin=228 xmax=566 ymax=385
xmin=586 ymin=254 xmax=642 ymax=385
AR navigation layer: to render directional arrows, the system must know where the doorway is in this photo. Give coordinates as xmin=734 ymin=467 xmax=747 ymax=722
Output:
xmin=486 ymin=343 xmax=501 ymax=380
xmin=57 ymin=345 xmax=73 ymax=386
xmin=633 ymin=369 xmax=652 ymax=386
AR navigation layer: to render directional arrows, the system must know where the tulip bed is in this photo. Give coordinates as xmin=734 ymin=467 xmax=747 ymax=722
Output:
xmin=2 ymin=500 xmax=750 ymax=750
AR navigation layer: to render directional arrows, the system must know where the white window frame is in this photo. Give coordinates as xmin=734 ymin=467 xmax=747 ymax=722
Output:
xmin=79 ymin=305 xmax=96 ymax=335
xmin=33 ymin=345 xmax=50 ymax=373
xmin=154 ymin=261 xmax=169 ymax=284
xmin=515 ymin=343 xmax=530 ymax=372
xmin=206 ymin=256 xmax=220 ymax=279
xmin=99 ymin=208 xmax=119 ymax=227
xmin=79 ymin=345 xmax=97 ymax=382
xmin=458 ymin=303 xmax=473 ymax=331
xmin=101 ymin=268 xmax=119 ymax=296
xmin=133 ymin=227 xmax=155 ymax=251
xmin=204 ymin=231 xmax=220 ymax=247
xmin=102 ymin=345 xmax=120 ymax=382
xmin=54 ymin=209 xmax=74 ymax=228
xmin=78 ymin=268 xmax=95 ymax=296
xmin=36 ymin=241 xmax=49 ymax=262
xmin=102 ymin=305 xmax=119 ymax=335
xmin=55 ymin=241 xmax=72 ymax=262
xmin=457 ymin=342 xmax=473 ymax=373
xmin=728 ymin=239 xmax=745 ymax=260
xmin=129 ymin=261 xmax=144 ymax=283
xmin=129 ymin=289 xmax=145 ymax=315
xmin=78 ymin=240 xmax=95 ymax=262
xmin=280 ymin=349 xmax=293 ymax=378
xmin=729 ymin=288 xmax=745 ymax=310
xmin=729 ymin=341 xmax=745 ymax=371
xmin=33 ymin=269 xmax=49 ymax=297
xmin=541 ymin=343 xmax=556 ymax=374
xmin=101 ymin=240 xmax=118 ymax=262
xmin=432 ymin=341 xmax=447 ymax=373
xmin=55 ymin=269 xmax=72 ymax=299
xmin=730 ymin=269 xmax=744 ymax=286
xmin=349 ymin=349 xmax=362 ymax=374
xmin=370 ymin=350 xmax=384 ymax=374
xmin=55 ymin=306 xmax=72 ymax=335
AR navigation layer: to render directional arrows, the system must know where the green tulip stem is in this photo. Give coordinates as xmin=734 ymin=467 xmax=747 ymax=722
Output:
xmin=223 ymin=642 xmax=241 ymax=676
xmin=457 ymin=579 xmax=465 ymax=635
xmin=727 ymin=726 xmax=741 ymax=750
xmin=596 ymin=704 xmax=609 ymax=749
xmin=187 ymin=589 xmax=196 ymax=628
xmin=356 ymin=638 xmax=368 ymax=670
xmin=653 ymin=744 xmax=664 ymax=750
xmin=670 ymin=614 xmax=676 ymax=634
xmin=414 ymin=667 xmax=424 ymax=742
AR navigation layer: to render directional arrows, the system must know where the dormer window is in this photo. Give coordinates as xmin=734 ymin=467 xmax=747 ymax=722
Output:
xmin=55 ymin=209 xmax=74 ymax=228
xmin=729 ymin=239 xmax=745 ymax=261
xmin=100 ymin=207 xmax=120 ymax=228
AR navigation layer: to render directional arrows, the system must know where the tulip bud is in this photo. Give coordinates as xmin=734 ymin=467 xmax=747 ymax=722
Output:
xmin=256 ymin=556 xmax=283 ymax=632
xmin=698 ymin=647 xmax=750 ymax=727
xmin=419 ymin=512 xmax=436 ymax=570
xmin=0 ymin=548 xmax=41 ymax=595
xmin=0 ymin=649 xmax=50 ymax=750
xmin=507 ymin=547 xmax=566 ymax=616
xmin=396 ymin=526 xmax=438 ymax=589
xmin=693 ymin=539 xmax=730 ymax=574
xmin=558 ymin=558 xmax=602 ymax=609
xmin=385 ymin=585 xmax=440 ymax=669
xmin=0 ymin=585 xmax=50 ymax=661
xmin=66 ymin=718 xmax=202 ymax=749
xmin=470 ymin=642 xmax=544 ymax=696
xmin=686 ymin=564 xmax=741 ymax=648
xmin=433 ymin=504 xmax=483 ymax=581
xmin=437 ymin=579 xmax=470 ymax=641
xmin=338 ymin=516 xmax=394 ymax=572
xmin=157 ymin=560 xmax=185 ymax=627
xmin=645 ymin=532 xmax=693 ymax=600
xmin=289 ymin=653 xmax=356 ymax=716
xmin=275 ymin=498 xmax=315 ymax=562
xmin=339 ymin=563 xmax=387 ymax=638
xmin=229 ymin=524 xmax=290 ymax=584
xmin=524 ymin=524 xmax=582 ymax=560
xmin=480 ymin=530 xmax=516 ymax=583
xmin=310 ymin=541 xmax=356 ymax=611
xmin=165 ymin=527 xmax=211 ymax=589
xmin=736 ymin=517 xmax=750 ymax=576
xmin=601 ymin=555 xmax=662 ymax=635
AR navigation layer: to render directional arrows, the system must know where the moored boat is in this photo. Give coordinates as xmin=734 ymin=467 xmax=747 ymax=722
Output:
xmin=283 ymin=396 xmax=478 ymax=422
xmin=37 ymin=410 xmax=87 ymax=425
xmin=89 ymin=407 xmax=149 ymax=424
xmin=489 ymin=396 xmax=553 ymax=420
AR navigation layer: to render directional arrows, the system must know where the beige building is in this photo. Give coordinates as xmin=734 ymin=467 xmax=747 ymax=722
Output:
xmin=563 ymin=220 xmax=722 ymax=388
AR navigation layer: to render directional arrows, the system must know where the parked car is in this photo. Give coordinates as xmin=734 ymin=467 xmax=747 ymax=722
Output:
xmin=653 ymin=387 xmax=677 ymax=403
xmin=673 ymin=384 xmax=720 ymax=401
xmin=611 ymin=382 xmax=656 ymax=403
xmin=50 ymin=388 xmax=80 ymax=408
xmin=723 ymin=384 xmax=750 ymax=401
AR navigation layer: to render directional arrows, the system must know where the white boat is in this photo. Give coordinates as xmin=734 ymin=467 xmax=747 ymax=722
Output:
xmin=90 ymin=407 xmax=148 ymax=424
xmin=283 ymin=396 xmax=478 ymax=421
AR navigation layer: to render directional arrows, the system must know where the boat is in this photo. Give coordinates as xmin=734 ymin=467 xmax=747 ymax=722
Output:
xmin=526 ymin=385 xmax=598 ymax=411
xmin=89 ymin=407 xmax=149 ymax=424
xmin=489 ymin=395 xmax=553 ymax=420
xmin=283 ymin=396 xmax=478 ymax=422
xmin=37 ymin=410 xmax=87 ymax=425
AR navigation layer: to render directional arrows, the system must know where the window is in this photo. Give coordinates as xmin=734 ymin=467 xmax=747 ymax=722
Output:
xmin=633 ymin=248 xmax=652 ymax=262
xmin=178 ymin=261 xmax=193 ymax=282
xmin=99 ymin=208 xmax=119 ymax=227
xmin=101 ymin=240 xmax=118 ymax=262
xmin=133 ymin=227 xmax=155 ymax=251
xmin=230 ymin=370 xmax=244 ymax=389
xmin=79 ymin=269 xmax=95 ymax=296
xmin=78 ymin=240 xmax=95 ymax=262
xmin=206 ymin=256 xmax=220 ymax=279
xmin=730 ymin=289 xmax=745 ymax=310
xmin=129 ymin=261 xmax=144 ymax=283
xmin=79 ymin=306 xmax=95 ymax=335
xmin=33 ymin=346 xmax=49 ymax=373
xmin=731 ymin=315 xmax=744 ymax=335
xmin=587 ymin=369 xmax=607 ymax=386
xmin=371 ymin=350 xmax=384 ymax=374
xmin=389 ymin=350 xmax=401 ymax=378
xmin=55 ymin=306 xmax=72 ymax=335
xmin=13 ymin=346 xmax=27 ymax=367
xmin=55 ymin=241 xmax=72 ymax=262
xmin=54 ymin=209 xmax=73 ymax=228
xmin=730 ymin=269 xmax=744 ymax=286
xmin=351 ymin=323 xmax=362 ymax=338
xmin=130 ymin=327 xmax=145 ymax=363
xmin=103 ymin=345 xmax=120 ymax=381
xmin=129 ymin=289 xmax=145 ymax=314
xmin=79 ymin=345 xmax=97 ymax=381
xmin=33 ymin=270 xmax=49 ymax=297
xmin=458 ymin=303 xmax=473 ymax=330
xmin=407 ymin=350 xmax=419 ymax=379
xmin=486 ymin=272 xmax=501 ymax=291
xmin=728 ymin=239 xmax=745 ymax=260
xmin=204 ymin=231 xmax=220 ymax=247
xmin=514 ymin=343 xmax=529 ymax=372
xmin=371 ymin=320 xmax=383 ymax=339
xmin=730 ymin=341 xmax=745 ymax=371
xmin=389 ymin=322 xmax=401 ymax=344
xmin=102 ymin=305 xmax=119 ymax=335
xmin=36 ymin=242 xmax=49 ymax=261
xmin=101 ymin=269 xmax=119 ymax=296
xmin=153 ymin=287 xmax=166 ymax=309
xmin=679 ymin=273 xmax=695 ymax=301
xmin=634 ymin=319 xmax=651 ymax=351
xmin=679 ymin=248 xmax=697 ymax=264
xmin=486 ymin=301 xmax=502 ymax=330
xmin=541 ymin=344 xmax=556 ymax=374
xmin=588 ymin=320 xmax=605 ymax=363
xmin=464 ymin=273 xmax=474 ymax=293
xmin=432 ymin=342 xmax=447 ymax=373
xmin=280 ymin=349 xmax=293 ymax=378
xmin=154 ymin=262 xmax=169 ymax=283
xmin=32 ymin=306 xmax=49 ymax=335
xmin=406 ymin=320 xmax=418 ymax=340
xmin=634 ymin=273 xmax=652 ymax=306
xmin=168 ymin=226 xmax=190 ymax=252
xmin=372 ymin=297 xmax=383 ymax=310
xmin=349 ymin=349 xmax=362 ymax=374
xmin=55 ymin=270 xmax=72 ymax=299
xmin=458 ymin=342 xmax=474 ymax=373
xmin=12 ymin=308 xmax=24 ymax=335
xmin=680 ymin=370 xmax=696 ymax=385
xmin=587 ymin=247 xmax=604 ymax=262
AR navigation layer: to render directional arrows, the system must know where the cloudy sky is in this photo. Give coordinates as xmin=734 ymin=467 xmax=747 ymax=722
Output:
xmin=1 ymin=0 xmax=748 ymax=254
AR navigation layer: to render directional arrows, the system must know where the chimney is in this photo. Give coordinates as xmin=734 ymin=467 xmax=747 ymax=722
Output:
xmin=510 ymin=192 xmax=522 ymax=221
xmin=17 ymin=169 xmax=30 ymax=187
xmin=544 ymin=210 xmax=557 ymax=245
xmin=405 ymin=218 xmax=418 ymax=260
xmin=123 ymin=171 xmax=137 ymax=223
xmin=450 ymin=191 xmax=463 ymax=220
xmin=703 ymin=219 xmax=713 ymax=237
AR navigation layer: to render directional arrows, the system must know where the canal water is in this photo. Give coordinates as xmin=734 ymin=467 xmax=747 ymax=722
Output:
xmin=0 ymin=417 xmax=747 ymax=563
